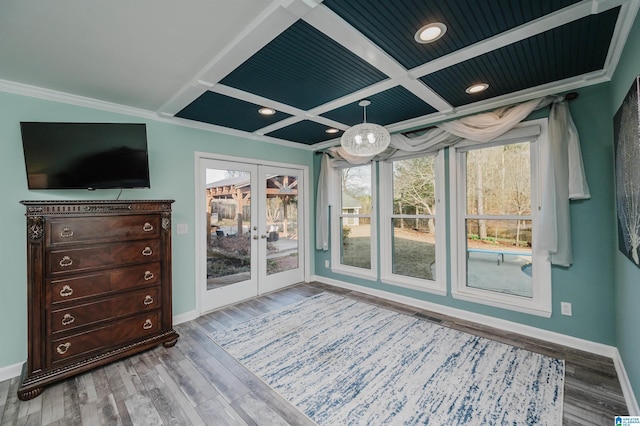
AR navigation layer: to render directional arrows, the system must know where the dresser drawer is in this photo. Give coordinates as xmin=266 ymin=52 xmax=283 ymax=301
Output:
xmin=50 ymin=286 xmax=160 ymax=334
xmin=48 ymin=215 xmax=160 ymax=246
xmin=48 ymin=239 xmax=160 ymax=276
xmin=49 ymin=263 xmax=161 ymax=305
xmin=50 ymin=310 xmax=161 ymax=365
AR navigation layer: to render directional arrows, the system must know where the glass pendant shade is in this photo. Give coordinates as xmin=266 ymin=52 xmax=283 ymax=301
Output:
xmin=340 ymin=122 xmax=390 ymax=156
xmin=340 ymin=100 xmax=390 ymax=156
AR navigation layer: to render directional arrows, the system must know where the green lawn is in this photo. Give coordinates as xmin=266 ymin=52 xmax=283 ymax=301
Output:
xmin=342 ymin=236 xmax=436 ymax=280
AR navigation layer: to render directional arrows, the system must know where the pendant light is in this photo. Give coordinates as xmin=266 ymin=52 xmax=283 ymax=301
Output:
xmin=340 ymin=100 xmax=390 ymax=156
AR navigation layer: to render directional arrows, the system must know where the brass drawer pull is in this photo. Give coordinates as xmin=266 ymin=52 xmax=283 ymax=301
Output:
xmin=59 ymin=256 xmax=73 ymax=267
xmin=61 ymin=314 xmax=75 ymax=326
xmin=144 ymin=271 xmax=154 ymax=281
xmin=143 ymin=222 xmax=154 ymax=232
xmin=60 ymin=285 xmax=73 ymax=297
xmin=56 ymin=342 xmax=71 ymax=355
xmin=143 ymin=295 xmax=154 ymax=305
xmin=60 ymin=227 xmax=74 ymax=238
xmin=143 ymin=319 xmax=153 ymax=330
xmin=142 ymin=247 xmax=153 ymax=256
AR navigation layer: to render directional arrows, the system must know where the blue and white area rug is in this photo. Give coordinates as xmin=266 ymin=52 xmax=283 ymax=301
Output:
xmin=210 ymin=293 xmax=564 ymax=425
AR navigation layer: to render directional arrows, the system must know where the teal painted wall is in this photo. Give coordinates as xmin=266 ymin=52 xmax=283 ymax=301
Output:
xmin=314 ymin=82 xmax=617 ymax=345
xmin=0 ymin=90 xmax=313 ymax=370
xmin=610 ymin=10 xmax=640 ymax=405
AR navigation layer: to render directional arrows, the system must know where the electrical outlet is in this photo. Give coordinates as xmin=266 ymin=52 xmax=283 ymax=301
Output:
xmin=176 ymin=223 xmax=188 ymax=234
xmin=325 ymin=260 xmax=330 ymax=268
xmin=560 ymin=302 xmax=572 ymax=316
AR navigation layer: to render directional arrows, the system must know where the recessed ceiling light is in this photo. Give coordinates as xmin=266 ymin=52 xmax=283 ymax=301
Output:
xmin=258 ymin=107 xmax=276 ymax=115
xmin=325 ymin=128 xmax=340 ymax=134
xmin=414 ymin=22 xmax=447 ymax=43
xmin=465 ymin=83 xmax=489 ymax=94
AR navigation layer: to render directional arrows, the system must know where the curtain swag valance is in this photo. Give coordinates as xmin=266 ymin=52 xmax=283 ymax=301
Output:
xmin=316 ymin=95 xmax=590 ymax=267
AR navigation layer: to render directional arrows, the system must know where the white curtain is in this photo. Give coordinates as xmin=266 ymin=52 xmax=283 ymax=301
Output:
xmin=537 ymin=101 xmax=590 ymax=266
xmin=315 ymin=96 xmax=590 ymax=267
xmin=315 ymin=153 xmax=331 ymax=250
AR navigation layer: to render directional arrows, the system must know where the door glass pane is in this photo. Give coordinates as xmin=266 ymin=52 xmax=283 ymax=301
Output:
xmin=466 ymin=219 xmax=533 ymax=297
xmin=265 ymin=175 xmax=299 ymax=276
xmin=206 ymin=168 xmax=252 ymax=289
xmin=466 ymin=143 xmax=531 ymax=216
xmin=391 ymin=218 xmax=436 ymax=280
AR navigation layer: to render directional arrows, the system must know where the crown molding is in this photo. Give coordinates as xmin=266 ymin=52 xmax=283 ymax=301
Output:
xmin=0 ymin=78 xmax=157 ymax=120
xmin=0 ymin=78 xmax=317 ymax=151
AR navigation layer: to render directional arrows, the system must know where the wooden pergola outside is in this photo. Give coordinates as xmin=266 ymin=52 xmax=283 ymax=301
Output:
xmin=205 ymin=174 xmax=298 ymax=245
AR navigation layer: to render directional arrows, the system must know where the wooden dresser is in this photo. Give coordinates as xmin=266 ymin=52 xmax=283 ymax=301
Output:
xmin=18 ymin=200 xmax=179 ymax=401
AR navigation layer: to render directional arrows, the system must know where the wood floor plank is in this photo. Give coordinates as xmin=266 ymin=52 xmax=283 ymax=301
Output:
xmin=230 ymin=391 xmax=297 ymax=426
xmin=15 ymin=384 xmax=41 ymax=423
xmin=195 ymin=394 xmax=249 ymax=426
xmin=88 ymin=368 xmax=125 ymax=426
xmin=75 ymin=371 xmax=98 ymax=405
xmin=0 ymin=378 xmax=10 ymax=423
xmin=156 ymin=348 xmax=215 ymax=407
xmin=62 ymin=379 xmax=83 ymax=426
xmin=1 ymin=378 xmax=21 ymax=425
xmin=174 ymin=323 xmax=252 ymax=402
xmin=40 ymin=377 xmax=66 ymax=424
xmin=123 ymin=393 xmax=164 ymax=426
xmin=151 ymin=363 xmax=207 ymax=426
xmin=78 ymin=402 xmax=101 ymax=426
xmin=127 ymin=351 xmax=199 ymax=426
xmin=0 ymin=282 xmax=630 ymax=425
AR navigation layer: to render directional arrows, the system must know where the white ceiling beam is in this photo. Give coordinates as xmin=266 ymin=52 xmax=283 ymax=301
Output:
xmin=601 ymin=0 xmax=640 ymax=79
xmin=211 ymin=84 xmax=307 ymax=118
xmin=253 ymin=115 xmax=305 ymax=136
xmin=306 ymin=79 xmax=397 ymax=116
xmin=399 ymin=76 xmax=453 ymax=113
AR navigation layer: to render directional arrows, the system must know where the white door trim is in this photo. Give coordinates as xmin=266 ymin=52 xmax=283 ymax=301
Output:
xmin=194 ymin=151 xmax=310 ymax=315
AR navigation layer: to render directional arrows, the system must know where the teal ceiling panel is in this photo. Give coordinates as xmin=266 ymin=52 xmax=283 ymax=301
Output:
xmin=176 ymin=91 xmax=291 ymax=132
xmin=420 ymin=7 xmax=620 ymax=107
xmin=220 ymin=20 xmax=388 ymax=110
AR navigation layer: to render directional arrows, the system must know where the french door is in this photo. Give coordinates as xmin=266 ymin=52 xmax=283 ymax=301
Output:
xmin=196 ymin=157 xmax=305 ymax=313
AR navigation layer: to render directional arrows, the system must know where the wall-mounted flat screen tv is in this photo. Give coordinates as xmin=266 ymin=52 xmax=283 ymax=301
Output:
xmin=20 ymin=122 xmax=150 ymax=190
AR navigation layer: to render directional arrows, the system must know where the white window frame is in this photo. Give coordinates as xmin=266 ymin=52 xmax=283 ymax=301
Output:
xmin=379 ymin=151 xmax=446 ymax=295
xmin=330 ymin=162 xmax=377 ymax=280
xmin=450 ymin=119 xmax=552 ymax=317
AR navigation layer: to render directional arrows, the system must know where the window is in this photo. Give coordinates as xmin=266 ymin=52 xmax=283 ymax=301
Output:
xmin=451 ymin=122 xmax=551 ymax=317
xmin=331 ymin=163 xmax=377 ymax=279
xmin=379 ymin=152 xmax=446 ymax=295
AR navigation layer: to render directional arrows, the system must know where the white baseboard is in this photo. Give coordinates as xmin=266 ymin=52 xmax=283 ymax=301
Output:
xmin=0 ymin=362 xmax=23 ymax=383
xmin=612 ymin=348 xmax=640 ymax=415
xmin=173 ymin=309 xmax=198 ymax=325
xmin=314 ymin=275 xmax=640 ymax=411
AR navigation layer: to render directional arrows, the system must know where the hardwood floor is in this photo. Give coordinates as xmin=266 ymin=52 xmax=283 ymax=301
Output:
xmin=0 ymin=282 xmax=629 ymax=425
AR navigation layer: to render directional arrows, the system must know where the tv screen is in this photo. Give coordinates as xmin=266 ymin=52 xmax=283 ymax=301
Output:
xmin=20 ymin=122 xmax=150 ymax=190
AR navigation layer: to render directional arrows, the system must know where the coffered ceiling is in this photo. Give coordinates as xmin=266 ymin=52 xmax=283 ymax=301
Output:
xmin=1 ymin=0 xmax=638 ymax=149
